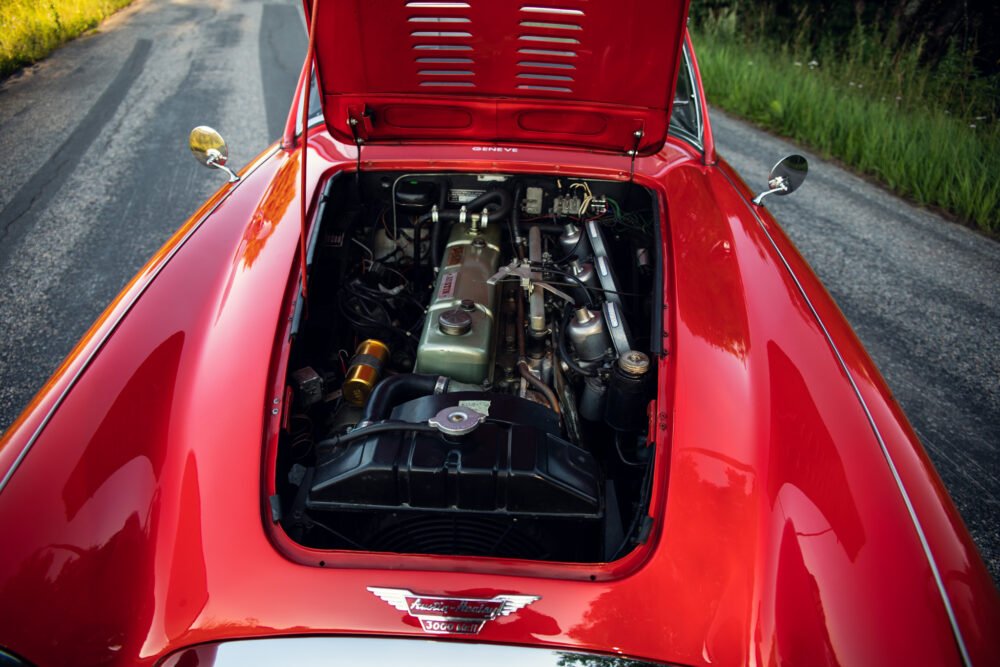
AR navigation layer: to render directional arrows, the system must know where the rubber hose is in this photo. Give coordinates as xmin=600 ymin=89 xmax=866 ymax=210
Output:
xmin=362 ymin=373 xmax=443 ymax=423
xmin=411 ymin=181 xmax=452 ymax=273
xmin=430 ymin=189 xmax=513 ymax=267
xmin=316 ymin=421 xmax=439 ymax=450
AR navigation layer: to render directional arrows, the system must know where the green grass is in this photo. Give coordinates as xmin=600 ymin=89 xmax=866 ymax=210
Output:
xmin=691 ymin=15 xmax=1000 ymax=233
xmin=0 ymin=0 xmax=134 ymax=79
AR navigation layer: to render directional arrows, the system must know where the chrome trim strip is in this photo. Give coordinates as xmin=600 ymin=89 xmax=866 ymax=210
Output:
xmin=687 ymin=45 xmax=704 ymax=148
xmin=667 ymin=44 xmax=703 ymax=153
xmin=0 ymin=147 xmax=282 ymax=496
xmin=717 ymin=167 xmax=972 ymax=667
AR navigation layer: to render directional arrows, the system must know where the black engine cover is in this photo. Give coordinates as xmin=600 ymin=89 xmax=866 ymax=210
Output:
xmin=307 ymin=393 xmax=602 ymax=518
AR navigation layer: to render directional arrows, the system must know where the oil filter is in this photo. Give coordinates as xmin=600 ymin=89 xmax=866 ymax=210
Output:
xmin=342 ymin=339 xmax=390 ymax=406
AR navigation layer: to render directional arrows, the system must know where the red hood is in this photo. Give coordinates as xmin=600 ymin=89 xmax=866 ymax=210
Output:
xmin=307 ymin=0 xmax=691 ymax=155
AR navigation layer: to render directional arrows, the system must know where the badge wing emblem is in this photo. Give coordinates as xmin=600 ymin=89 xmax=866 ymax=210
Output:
xmin=496 ymin=595 xmax=540 ymax=616
xmin=367 ymin=587 xmax=540 ymax=635
xmin=367 ymin=587 xmax=413 ymax=613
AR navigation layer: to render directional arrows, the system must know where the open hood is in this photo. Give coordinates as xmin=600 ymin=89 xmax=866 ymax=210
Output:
xmin=307 ymin=0 xmax=691 ymax=156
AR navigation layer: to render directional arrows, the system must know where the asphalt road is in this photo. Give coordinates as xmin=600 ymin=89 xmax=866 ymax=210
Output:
xmin=0 ymin=0 xmax=997 ymax=583
xmin=0 ymin=0 xmax=305 ymax=426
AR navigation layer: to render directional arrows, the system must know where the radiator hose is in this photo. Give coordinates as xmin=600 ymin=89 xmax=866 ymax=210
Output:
xmin=361 ymin=373 xmax=443 ymax=424
xmin=419 ymin=189 xmax=513 ymax=268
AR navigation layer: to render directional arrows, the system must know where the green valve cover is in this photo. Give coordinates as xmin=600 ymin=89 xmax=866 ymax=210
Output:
xmin=414 ymin=222 xmax=503 ymax=384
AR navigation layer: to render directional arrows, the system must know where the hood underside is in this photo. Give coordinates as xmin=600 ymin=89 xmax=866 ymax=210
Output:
xmin=308 ymin=0 xmax=691 ymax=155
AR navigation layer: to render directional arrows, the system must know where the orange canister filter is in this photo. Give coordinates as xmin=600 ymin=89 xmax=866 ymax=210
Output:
xmin=342 ymin=339 xmax=390 ymax=406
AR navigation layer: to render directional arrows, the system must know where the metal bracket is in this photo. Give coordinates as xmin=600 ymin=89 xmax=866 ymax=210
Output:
xmin=602 ymin=301 xmax=633 ymax=358
xmin=585 ymin=220 xmax=623 ymax=306
xmin=487 ymin=260 xmax=575 ymax=304
xmin=206 ymin=153 xmax=240 ymax=183
xmin=751 ymin=175 xmax=788 ymax=206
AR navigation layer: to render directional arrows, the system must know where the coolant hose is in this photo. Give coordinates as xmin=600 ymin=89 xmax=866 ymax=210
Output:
xmin=430 ymin=214 xmax=448 ymax=269
xmin=412 ymin=181 xmax=450 ymax=273
xmin=428 ymin=189 xmax=513 ymax=268
xmin=362 ymin=373 xmax=442 ymax=423
xmin=465 ymin=188 xmax=513 ymax=222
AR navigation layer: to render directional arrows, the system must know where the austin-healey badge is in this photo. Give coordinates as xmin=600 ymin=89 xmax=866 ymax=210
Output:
xmin=367 ymin=587 xmax=540 ymax=635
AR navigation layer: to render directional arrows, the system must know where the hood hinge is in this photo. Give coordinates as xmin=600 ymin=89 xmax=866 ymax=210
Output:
xmin=626 ymin=127 xmax=644 ymax=182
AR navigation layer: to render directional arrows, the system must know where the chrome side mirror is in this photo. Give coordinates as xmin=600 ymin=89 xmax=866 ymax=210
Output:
xmin=189 ymin=126 xmax=240 ymax=183
xmin=752 ymin=154 xmax=808 ymax=206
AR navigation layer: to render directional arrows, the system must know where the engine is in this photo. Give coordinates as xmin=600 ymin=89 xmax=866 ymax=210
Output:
xmin=275 ymin=173 xmax=662 ymax=563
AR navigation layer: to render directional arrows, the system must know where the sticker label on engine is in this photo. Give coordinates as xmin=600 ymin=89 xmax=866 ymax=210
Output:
xmin=445 ymin=245 xmax=465 ymax=268
xmin=459 ymin=400 xmax=491 ymax=416
xmin=448 ymin=188 xmax=486 ymax=204
xmin=437 ymin=271 xmax=458 ymax=300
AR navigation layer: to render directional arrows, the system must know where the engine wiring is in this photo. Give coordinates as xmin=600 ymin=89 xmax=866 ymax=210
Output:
xmin=336 ymin=252 xmax=426 ymax=356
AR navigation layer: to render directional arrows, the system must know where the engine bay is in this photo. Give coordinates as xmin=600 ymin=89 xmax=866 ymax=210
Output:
xmin=273 ymin=172 xmax=664 ymax=563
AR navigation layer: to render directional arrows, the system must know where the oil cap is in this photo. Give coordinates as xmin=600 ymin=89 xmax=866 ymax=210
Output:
xmin=439 ymin=308 xmax=473 ymax=336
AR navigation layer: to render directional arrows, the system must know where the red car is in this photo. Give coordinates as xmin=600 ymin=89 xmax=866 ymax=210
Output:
xmin=1 ymin=1 xmax=997 ymax=665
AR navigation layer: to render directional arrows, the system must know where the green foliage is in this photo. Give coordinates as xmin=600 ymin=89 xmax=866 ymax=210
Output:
xmin=0 ymin=0 xmax=134 ymax=78
xmin=688 ymin=0 xmax=1000 ymax=109
xmin=692 ymin=11 xmax=1000 ymax=233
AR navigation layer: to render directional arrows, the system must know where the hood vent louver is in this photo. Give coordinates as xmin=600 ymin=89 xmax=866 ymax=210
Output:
xmin=410 ymin=2 xmax=476 ymax=89
xmin=518 ymin=35 xmax=580 ymax=44
xmin=408 ymin=16 xmax=470 ymax=22
xmin=520 ymin=21 xmax=582 ymax=30
xmin=405 ymin=1 xmax=471 ymax=7
xmin=521 ymin=5 xmax=585 ymax=15
xmin=514 ymin=5 xmax=580 ymax=94
xmin=518 ymin=61 xmax=575 ymax=69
